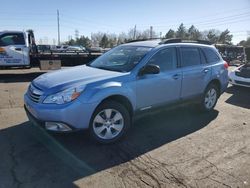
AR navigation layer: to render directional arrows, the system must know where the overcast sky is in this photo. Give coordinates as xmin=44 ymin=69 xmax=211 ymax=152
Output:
xmin=1 ymin=0 xmax=249 ymax=44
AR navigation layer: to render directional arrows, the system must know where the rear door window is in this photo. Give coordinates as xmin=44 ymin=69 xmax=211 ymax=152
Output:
xmin=0 ymin=33 xmax=25 ymax=46
xmin=202 ymin=48 xmax=220 ymax=63
xmin=180 ymin=47 xmax=201 ymax=67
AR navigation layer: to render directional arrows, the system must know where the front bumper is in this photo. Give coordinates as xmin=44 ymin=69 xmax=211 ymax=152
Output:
xmin=229 ymin=79 xmax=250 ymax=87
xmin=229 ymin=72 xmax=250 ymax=88
xmin=24 ymin=106 xmax=76 ymax=132
xmin=24 ymin=93 xmax=99 ymax=131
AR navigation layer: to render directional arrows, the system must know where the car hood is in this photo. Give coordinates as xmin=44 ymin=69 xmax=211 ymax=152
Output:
xmin=32 ymin=65 xmax=127 ymax=93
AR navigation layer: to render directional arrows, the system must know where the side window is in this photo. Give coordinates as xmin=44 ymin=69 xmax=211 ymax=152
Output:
xmin=148 ymin=48 xmax=177 ymax=72
xmin=199 ymin=49 xmax=207 ymax=64
xmin=202 ymin=48 xmax=220 ymax=63
xmin=180 ymin=47 xmax=201 ymax=67
xmin=0 ymin=33 xmax=25 ymax=46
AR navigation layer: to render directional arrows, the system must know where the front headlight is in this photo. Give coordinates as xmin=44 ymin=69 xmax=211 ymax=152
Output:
xmin=43 ymin=85 xmax=85 ymax=104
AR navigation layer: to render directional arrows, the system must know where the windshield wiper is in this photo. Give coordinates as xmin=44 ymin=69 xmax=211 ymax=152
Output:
xmin=95 ymin=66 xmax=125 ymax=72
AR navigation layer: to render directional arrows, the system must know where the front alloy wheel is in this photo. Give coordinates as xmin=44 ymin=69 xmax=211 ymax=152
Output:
xmin=90 ymin=101 xmax=130 ymax=144
xmin=93 ymin=109 xmax=124 ymax=140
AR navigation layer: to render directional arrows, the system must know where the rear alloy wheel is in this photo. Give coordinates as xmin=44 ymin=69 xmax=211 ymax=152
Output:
xmin=90 ymin=101 xmax=130 ymax=144
xmin=201 ymin=84 xmax=219 ymax=112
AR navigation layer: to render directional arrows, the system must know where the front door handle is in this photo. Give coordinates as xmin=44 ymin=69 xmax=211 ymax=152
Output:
xmin=15 ymin=48 xmax=22 ymax=51
xmin=203 ymin=69 xmax=210 ymax=73
xmin=172 ymin=74 xmax=181 ymax=80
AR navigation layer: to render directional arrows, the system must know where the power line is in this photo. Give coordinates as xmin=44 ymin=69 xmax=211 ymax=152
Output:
xmin=197 ymin=18 xmax=250 ymax=28
xmin=60 ymin=11 xmax=250 ymax=32
xmin=191 ymin=15 xmax=250 ymax=27
xmin=0 ymin=11 xmax=55 ymax=15
xmin=1 ymin=24 xmax=55 ymax=27
xmin=60 ymin=13 xmax=117 ymax=28
xmin=60 ymin=20 xmax=111 ymax=29
xmin=1 ymin=8 xmax=248 ymax=44
xmin=138 ymin=7 xmax=250 ymax=26
xmin=138 ymin=12 xmax=250 ymax=29
xmin=0 ymin=8 xmax=248 ymax=37
xmin=137 ymin=17 xmax=249 ymax=32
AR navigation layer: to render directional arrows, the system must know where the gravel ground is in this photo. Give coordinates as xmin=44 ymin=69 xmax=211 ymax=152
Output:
xmin=0 ymin=67 xmax=249 ymax=188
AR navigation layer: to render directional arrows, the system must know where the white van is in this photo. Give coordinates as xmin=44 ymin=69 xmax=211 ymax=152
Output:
xmin=0 ymin=31 xmax=30 ymax=67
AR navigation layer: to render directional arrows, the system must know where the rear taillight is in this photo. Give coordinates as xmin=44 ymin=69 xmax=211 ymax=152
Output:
xmin=224 ymin=61 xmax=229 ymax=69
xmin=0 ymin=47 xmax=5 ymax=52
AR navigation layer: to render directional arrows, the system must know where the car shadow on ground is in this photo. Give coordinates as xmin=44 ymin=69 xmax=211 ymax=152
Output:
xmin=0 ymin=72 xmax=46 ymax=83
xmin=0 ymin=106 xmax=218 ymax=188
xmin=225 ymin=85 xmax=250 ymax=109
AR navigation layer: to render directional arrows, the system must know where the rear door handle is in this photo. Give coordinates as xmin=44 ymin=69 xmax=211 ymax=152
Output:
xmin=15 ymin=48 xmax=22 ymax=51
xmin=172 ymin=74 xmax=181 ymax=80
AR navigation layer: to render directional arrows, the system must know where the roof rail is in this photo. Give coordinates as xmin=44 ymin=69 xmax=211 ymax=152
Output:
xmin=125 ymin=38 xmax=211 ymax=45
xmin=160 ymin=38 xmax=211 ymax=45
xmin=126 ymin=38 xmax=161 ymax=43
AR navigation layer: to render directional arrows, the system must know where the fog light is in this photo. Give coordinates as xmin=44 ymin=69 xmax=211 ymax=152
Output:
xmin=45 ymin=122 xmax=72 ymax=132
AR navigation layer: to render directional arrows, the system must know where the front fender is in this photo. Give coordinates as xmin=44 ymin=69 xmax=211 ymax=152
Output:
xmin=78 ymin=82 xmax=136 ymax=110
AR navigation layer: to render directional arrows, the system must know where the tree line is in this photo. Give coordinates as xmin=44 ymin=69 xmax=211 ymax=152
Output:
xmin=64 ymin=23 xmax=249 ymax=48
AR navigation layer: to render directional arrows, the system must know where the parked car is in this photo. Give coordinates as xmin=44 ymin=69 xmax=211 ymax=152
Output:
xmin=229 ymin=63 xmax=250 ymax=87
xmin=37 ymin=45 xmax=57 ymax=53
xmin=86 ymin=47 xmax=104 ymax=53
xmin=65 ymin=45 xmax=86 ymax=52
xmin=37 ymin=45 xmax=50 ymax=52
xmin=24 ymin=39 xmax=229 ymax=143
xmin=215 ymin=44 xmax=245 ymax=65
xmin=54 ymin=45 xmax=69 ymax=52
xmin=103 ymin=48 xmax=111 ymax=52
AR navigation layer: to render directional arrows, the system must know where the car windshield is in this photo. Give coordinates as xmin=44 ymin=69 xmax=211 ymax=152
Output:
xmin=88 ymin=45 xmax=152 ymax=72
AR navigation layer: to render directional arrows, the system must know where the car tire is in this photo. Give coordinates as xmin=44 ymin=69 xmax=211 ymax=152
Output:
xmin=25 ymin=65 xmax=31 ymax=69
xmin=200 ymin=84 xmax=219 ymax=112
xmin=89 ymin=100 xmax=131 ymax=144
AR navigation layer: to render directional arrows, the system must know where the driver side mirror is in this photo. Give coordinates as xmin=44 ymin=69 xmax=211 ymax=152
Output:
xmin=139 ymin=64 xmax=160 ymax=76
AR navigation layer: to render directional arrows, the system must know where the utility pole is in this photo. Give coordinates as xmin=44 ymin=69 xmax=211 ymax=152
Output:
xmin=133 ymin=25 xmax=137 ymax=40
xmin=75 ymin=29 xmax=79 ymax=40
xmin=57 ymin=9 xmax=60 ymax=45
xmin=150 ymin=26 xmax=153 ymax=39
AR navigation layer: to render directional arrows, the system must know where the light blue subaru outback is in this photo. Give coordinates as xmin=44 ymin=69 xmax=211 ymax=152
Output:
xmin=24 ymin=39 xmax=228 ymax=143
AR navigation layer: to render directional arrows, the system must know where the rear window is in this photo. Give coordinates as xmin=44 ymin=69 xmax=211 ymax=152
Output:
xmin=202 ymin=48 xmax=220 ymax=63
xmin=180 ymin=47 xmax=201 ymax=67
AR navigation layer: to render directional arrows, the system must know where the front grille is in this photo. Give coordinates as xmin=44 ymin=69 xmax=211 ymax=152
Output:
xmin=28 ymin=84 xmax=43 ymax=103
xmin=235 ymin=80 xmax=250 ymax=86
xmin=235 ymin=71 xmax=250 ymax=78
